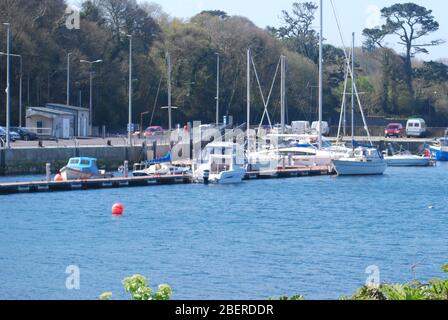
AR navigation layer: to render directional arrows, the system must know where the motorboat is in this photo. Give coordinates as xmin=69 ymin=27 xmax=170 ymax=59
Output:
xmin=383 ymin=143 xmax=434 ymax=167
xmin=332 ymin=147 xmax=387 ymax=176
xmin=385 ymin=154 xmax=433 ymax=167
xmin=59 ymin=157 xmax=113 ymax=181
xmin=429 ymin=138 xmax=448 ymax=161
xmin=132 ymin=152 xmax=190 ymax=176
xmin=194 ymin=141 xmax=246 ymax=184
xmin=133 ymin=163 xmax=190 ymax=176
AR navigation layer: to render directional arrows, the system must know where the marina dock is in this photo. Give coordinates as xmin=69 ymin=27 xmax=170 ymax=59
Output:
xmin=0 ymin=166 xmax=332 ymax=195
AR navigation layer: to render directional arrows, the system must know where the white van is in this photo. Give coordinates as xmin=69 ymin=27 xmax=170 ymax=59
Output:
xmin=291 ymin=121 xmax=310 ymax=134
xmin=311 ymin=121 xmax=330 ymax=136
xmin=406 ymin=118 xmax=427 ymax=137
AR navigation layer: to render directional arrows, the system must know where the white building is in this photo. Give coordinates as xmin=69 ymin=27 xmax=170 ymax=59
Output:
xmin=26 ymin=103 xmax=90 ymax=138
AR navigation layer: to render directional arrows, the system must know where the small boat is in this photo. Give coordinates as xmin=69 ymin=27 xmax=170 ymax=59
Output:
xmin=194 ymin=142 xmax=246 ymax=184
xmin=132 ymin=152 xmax=190 ymax=176
xmin=383 ymin=143 xmax=433 ymax=167
xmin=385 ymin=154 xmax=433 ymax=167
xmin=332 ymin=147 xmax=387 ymax=176
xmin=429 ymin=138 xmax=448 ymax=161
xmin=133 ymin=163 xmax=190 ymax=176
xmin=60 ymin=157 xmax=113 ymax=181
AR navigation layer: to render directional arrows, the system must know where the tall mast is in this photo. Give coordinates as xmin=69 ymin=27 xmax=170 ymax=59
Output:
xmin=280 ymin=55 xmax=286 ymax=134
xmin=318 ymin=0 xmax=323 ymax=150
xmin=351 ymin=32 xmax=355 ymax=144
xmin=216 ymin=53 xmax=220 ymax=126
xmin=246 ymin=48 xmax=251 ymax=149
xmin=167 ymin=52 xmax=172 ymax=131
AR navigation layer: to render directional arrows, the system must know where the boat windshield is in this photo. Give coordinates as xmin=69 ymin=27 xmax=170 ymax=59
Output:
xmin=440 ymin=139 xmax=448 ymax=147
xmin=80 ymin=159 xmax=90 ymax=166
xmin=69 ymin=159 xmax=80 ymax=165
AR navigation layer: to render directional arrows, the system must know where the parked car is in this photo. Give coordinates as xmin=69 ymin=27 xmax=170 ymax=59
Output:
xmin=311 ymin=121 xmax=330 ymax=136
xmin=291 ymin=121 xmax=311 ymax=134
xmin=271 ymin=123 xmax=292 ymax=134
xmin=385 ymin=123 xmax=404 ymax=138
xmin=143 ymin=126 xmax=165 ymax=137
xmin=0 ymin=126 xmax=19 ymax=142
xmin=11 ymin=127 xmax=39 ymax=141
xmin=406 ymin=118 xmax=427 ymax=138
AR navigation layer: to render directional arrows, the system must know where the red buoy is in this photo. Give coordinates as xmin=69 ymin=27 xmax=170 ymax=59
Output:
xmin=112 ymin=203 xmax=124 ymax=216
xmin=54 ymin=174 xmax=63 ymax=182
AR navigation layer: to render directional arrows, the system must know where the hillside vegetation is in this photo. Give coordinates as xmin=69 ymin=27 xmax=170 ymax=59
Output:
xmin=0 ymin=1 xmax=447 ymax=130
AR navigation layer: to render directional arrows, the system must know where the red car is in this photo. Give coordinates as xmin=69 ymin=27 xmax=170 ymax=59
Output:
xmin=385 ymin=123 xmax=404 ymax=138
xmin=143 ymin=126 xmax=164 ymax=137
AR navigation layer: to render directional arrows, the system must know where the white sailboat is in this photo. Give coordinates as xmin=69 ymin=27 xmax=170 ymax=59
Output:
xmin=331 ymin=32 xmax=387 ymax=176
xmin=333 ymin=147 xmax=387 ymax=175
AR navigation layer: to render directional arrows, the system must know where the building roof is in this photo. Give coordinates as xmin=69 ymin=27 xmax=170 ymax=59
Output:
xmin=46 ymin=103 xmax=89 ymax=112
xmin=27 ymin=107 xmax=73 ymax=116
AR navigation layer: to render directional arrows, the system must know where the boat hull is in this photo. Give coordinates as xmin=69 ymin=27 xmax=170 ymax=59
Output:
xmin=332 ymin=160 xmax=387 ymax=176
xmin=209 ymin=168 xmax=246 ymax=184
xmin=60 ymin=167 xmax=94 ymax=181
xmin=385 ymin=156 xmax=432 ymax=167
xmin=430 ymin=147 xmax=448 ymax=161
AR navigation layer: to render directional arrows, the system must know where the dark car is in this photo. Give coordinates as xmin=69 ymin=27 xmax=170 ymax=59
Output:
xmin=11 ymin=127 xmax=39 ymax=141
xmin=0 ymin=127 xmax=19 ymax=142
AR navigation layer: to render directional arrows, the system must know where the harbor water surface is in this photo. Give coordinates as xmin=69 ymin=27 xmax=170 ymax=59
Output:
xmin=0 ymin=164 xmax=447 ymax=299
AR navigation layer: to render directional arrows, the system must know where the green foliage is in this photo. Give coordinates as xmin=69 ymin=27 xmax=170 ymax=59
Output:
xmin=99 ymin=292 xmax=113 ymax=300
xmin=0 ymin=1 xmax=446 ymax=129
xmin=362 ymin=2 xmax=444 ymax=95
xmin=381 ymin=283 xmax=429 ymax=300
xmin=342 ymin=286 xmax=386 ymax=300
xmin=270 ymin=295 xmax=305 ymax=301
xmin=122 ymin=274 xmax=172 ymax=301
xmin=99 ymin=274 xmax=172 ymax=300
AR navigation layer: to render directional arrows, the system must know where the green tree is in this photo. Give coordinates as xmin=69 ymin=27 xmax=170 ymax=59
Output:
xmin=363 ymin=3 xmax=444 ymax=95
xmin=268 ymin=2 xmax=319 ymax=62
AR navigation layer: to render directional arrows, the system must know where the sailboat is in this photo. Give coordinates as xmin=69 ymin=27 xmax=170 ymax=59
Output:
xmin=245 ymin=23 xmax=349 ymax=173
xmin=331 ymin=33 xmax=387 ymax=176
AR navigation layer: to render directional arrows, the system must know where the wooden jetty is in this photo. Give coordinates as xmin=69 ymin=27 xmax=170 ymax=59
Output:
xmin=0 ymin=166 xmax=333 ymax=195
xmin=0 ymin=174 xmax=191 ymax=195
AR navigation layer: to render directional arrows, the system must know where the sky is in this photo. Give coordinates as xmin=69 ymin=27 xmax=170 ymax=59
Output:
xmin=71 ymin=0 xmax=448 ymax=61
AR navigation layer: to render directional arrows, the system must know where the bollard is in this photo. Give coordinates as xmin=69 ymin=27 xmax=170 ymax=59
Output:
xmin=152 ymin=141 xmax=157 ymax=160
xmin=123 ymin=161 xmax=129 ymax=178
xmin=46 ymin=163 xmax=51 ymax=182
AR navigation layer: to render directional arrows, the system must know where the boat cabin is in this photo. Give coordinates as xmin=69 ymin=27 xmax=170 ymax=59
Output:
xmin=66 ymin=157 xmax=99 ymax=173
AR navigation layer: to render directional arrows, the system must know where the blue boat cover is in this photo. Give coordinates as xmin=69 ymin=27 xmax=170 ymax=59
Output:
xmin=352 ymin=140 xmax=375 ymax=148
xmin=144 ymin=152 xmax=171 ymax=164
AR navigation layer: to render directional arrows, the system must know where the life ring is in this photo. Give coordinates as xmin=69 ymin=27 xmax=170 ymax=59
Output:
xmin=424 ymin=149 xmax=431 ymax=157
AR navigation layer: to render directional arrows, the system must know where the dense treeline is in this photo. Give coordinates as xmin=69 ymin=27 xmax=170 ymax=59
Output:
xmin=0 ymin=0 xmax=447 ymax=131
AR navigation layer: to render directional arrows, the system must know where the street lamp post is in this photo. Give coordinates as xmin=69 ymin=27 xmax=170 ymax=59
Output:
xmin=215 ymin=53 xmax=220 ymax=126
xmin=0 ymin=52 xmax=22 ymax=127
xmin=3 ymin=23 xmax=11 ymax=147
xmin=67 ymin=52 xmax=72 ymax=106
xmin=127 ymin=35 xmax=133 ymax=146
xmin=80 ymin=59 xmax=102 ymax=136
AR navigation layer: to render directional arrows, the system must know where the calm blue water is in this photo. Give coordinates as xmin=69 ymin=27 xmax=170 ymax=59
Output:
xmin=0 ymin=164 xmax=447 ymax=300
